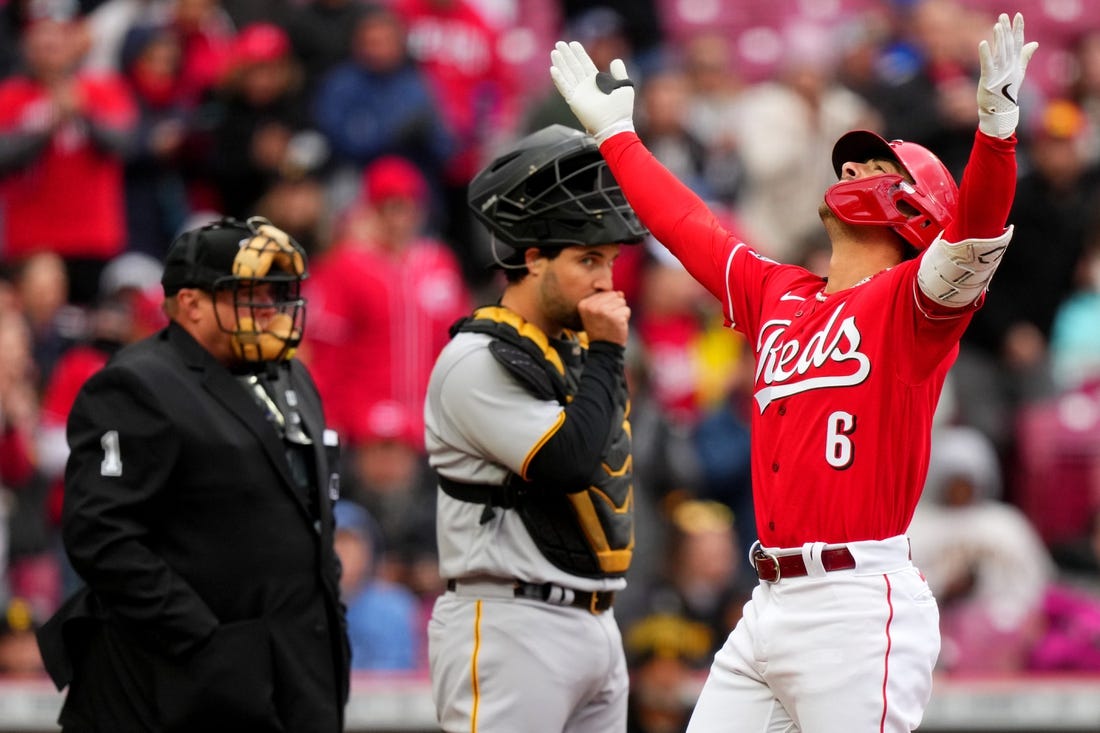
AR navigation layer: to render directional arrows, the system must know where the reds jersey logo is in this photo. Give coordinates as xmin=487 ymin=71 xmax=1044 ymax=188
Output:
xmin=753 ymin=302 xmax=871 ymax=413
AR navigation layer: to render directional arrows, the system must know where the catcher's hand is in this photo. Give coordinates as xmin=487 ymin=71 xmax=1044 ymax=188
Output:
xmin=977 ymin=12 xmax=1038 ymax=139
xmin=550 ymin=41 xmax=636 ymax=144
xmin=578 ymin=290 xmax=630 ymax=347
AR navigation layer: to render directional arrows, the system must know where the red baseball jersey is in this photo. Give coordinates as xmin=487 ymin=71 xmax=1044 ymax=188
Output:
xmin=600 ymin=131 xmax=1017 ymax=547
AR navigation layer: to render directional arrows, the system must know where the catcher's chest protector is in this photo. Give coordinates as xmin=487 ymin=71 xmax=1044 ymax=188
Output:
xmin=450 ymin=308 xmax=635 ymax=578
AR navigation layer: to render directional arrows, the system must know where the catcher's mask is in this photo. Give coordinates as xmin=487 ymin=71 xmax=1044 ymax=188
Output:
xmin=467 ymin=124 xmax=648 ymax=267
xmin=825 ymin=130 xmax=958 ymax=250
xmin=162 ymin=216 xmax=308 ymax=363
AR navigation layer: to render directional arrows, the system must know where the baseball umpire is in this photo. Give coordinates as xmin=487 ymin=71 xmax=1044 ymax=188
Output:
xmin=37 ymin=217 xmax=350 ymax=732
xmin=551 ymin=11 xmax=1036 ymax=733
xmin=424 ymin=123 xmax=647 ymax=733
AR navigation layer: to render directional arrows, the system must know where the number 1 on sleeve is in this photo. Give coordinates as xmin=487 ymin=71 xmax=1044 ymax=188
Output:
xmin=100 ymin=430 xmax=123 ymax=476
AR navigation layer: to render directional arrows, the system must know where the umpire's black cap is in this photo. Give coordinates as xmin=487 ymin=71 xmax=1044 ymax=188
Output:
xmin=161 ymin=218 xmax=250 ymax=296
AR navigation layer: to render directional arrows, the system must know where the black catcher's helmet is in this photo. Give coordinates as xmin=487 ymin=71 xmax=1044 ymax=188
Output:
xmin=468 ymin=124 xmax=647 ymax=264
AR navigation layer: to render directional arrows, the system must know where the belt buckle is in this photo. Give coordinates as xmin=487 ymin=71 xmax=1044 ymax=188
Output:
xmin=754 ymin=551 xmax=782 ymax=583
xmin=588 ymin=590 xmax=613 ymax=614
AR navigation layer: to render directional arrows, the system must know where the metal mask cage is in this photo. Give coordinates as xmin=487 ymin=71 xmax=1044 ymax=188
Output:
xmin=211 ymin=275 xmax=307 ymax=361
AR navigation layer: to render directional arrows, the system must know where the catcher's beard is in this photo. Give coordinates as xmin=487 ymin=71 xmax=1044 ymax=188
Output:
xmin=538 ymin=269 xmax=585 ymax=333
xmin=232 ymin=312 xmax=300 ymax=362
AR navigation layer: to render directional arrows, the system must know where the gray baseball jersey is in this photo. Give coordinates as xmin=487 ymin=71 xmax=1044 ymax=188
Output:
xmin=424 ymin=324 xmax=630 ymax=733
xmin=425 ymin=330 xmax=625 ymax=593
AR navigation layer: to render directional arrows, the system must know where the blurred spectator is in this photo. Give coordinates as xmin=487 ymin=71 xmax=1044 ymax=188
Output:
xmin=253 ymin=172 xmax=330 ymax=257
xmin=196 ymin=22 xmax=320 ymax=218
xmin=1028 ymin=582 xmax=1100 ymax=672
xmin=302 ymin=155 xmax=469 ymax=447
xmin=908 ymin=425 xmax=1055 ymax=675
xmin=1051 ymin=508 xmax=1100 ymax=585
xmin=170 ymin=0 xmax=235 ymax=106
xmin=623 ymin=612 xmax=711 ymax=733
xmin=0 ymin=597 xmax=45 ymax=677
xmin=691 ymin=332 xmax=756 ymax=578
xmin=0 ymin=9 xmax=137 ymax=305
xmin=284 ymin=0 xmax=370 ymax=97
xmin=874 ymin=0 xmax=989 ymax=180
xmin=344 ymin=402 xmax=436 ymax=554
xmin=10 ymin=252 xmax=82 ymax=387
xmin=832 ymin=9 xmax=901 ymax=115
xmin=1049 ymin=218 xmax=1100 ymax=392
xmin=730 ymin=21 xmax=878 ymax=261
xmin=635 ymin=65 xmax=711 ymax=199
xmin=310 ymin=4 xmax=453 ymax=218
xmin=332 ymin=499 xmax=423 ymax=671
xmin=523 ymin=6 xmax=632 ymax=136
xmin=118 ymin=22 xmax=192 ymax=258
xmin=0 ymin=307 xmax=40 ymax=615
xmin=955 ymin=98 xmax=1100 ymax=454
xmin=218 ymin=0 xmax=292 ymax=29
xmin=633 ymin=247 xmax=705 ymax=425
xmin=633 ymin=243 xmax=738 ymax=428
xmin=614 ymin=335 xmax=702 ymax=625
xmin=82 ymin=0 xmax=174 ymax=73
xmin=1014 ymin=378 xmax=1100 ymax=558
xmin=339 ymin=408 xmax=440 ymax=647
xmin=0 ymin=282 xmax=55 ymax=620
xmin=1067 ymin=28 xmax=1100 ymax=166
xmin=0 ymin=2 xmax=21 ymax=78
xmin=681 ymin=30 xmax=745 ymax=208
xmin=559 ymin=0 xmax=663 ymax=75
xmin=393 ymin=0 xmax=520 ymax=230
xmin=619 ymin=500 xmax=751 ymax=661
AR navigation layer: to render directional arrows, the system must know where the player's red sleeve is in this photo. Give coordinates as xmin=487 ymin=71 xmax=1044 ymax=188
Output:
xmin=944 ymin=130 xmax=1016 ymax=241
xmin=599 ymin=133 xmax=737 ymax=300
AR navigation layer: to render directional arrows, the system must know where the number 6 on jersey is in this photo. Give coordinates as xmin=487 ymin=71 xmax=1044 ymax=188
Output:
xmin=825 ymin=411 xmax=855 ymax=469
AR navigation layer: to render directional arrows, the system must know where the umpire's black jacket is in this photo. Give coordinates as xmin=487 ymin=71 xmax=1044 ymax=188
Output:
xmin=37 ymin=322 xmax=351 ymax=732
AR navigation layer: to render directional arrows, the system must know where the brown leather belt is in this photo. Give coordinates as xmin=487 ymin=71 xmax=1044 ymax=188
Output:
xmin=752 ymin=546 xmax=856 ymax=583
xmin=446 ymin=579 xmax=614 ymax=614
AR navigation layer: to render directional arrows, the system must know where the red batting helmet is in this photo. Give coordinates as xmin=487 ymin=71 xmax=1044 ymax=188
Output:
xmin=824 ymin=130 xmax=958 ymax=250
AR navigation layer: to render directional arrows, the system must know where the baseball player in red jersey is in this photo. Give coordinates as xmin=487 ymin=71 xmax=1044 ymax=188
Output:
xmin=551 ymin=12 xmax=1037 ymax=733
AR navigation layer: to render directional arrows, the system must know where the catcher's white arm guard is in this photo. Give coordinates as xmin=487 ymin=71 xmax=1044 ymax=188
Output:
xmin=916 ymin=227 xmax=1014 ymax=307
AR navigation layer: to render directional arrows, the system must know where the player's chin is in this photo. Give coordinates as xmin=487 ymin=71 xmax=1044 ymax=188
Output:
xmin=818 ymin=199 xmax=835 ymax=222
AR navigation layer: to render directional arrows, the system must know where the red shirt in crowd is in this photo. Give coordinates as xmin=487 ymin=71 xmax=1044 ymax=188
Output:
xmin=394 ymin=0 xmax=519 ymax=183
xmin=303 ymin=237 xmax=471 ymax=447
xmin=0 ymin=73 xmax=136 ymax=261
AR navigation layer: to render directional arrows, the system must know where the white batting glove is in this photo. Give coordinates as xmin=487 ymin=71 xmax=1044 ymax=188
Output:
xmin=550 ymin=41 xmax=636 ymax=145
xmin=977 ymin=12 xmax=1038 ymax=139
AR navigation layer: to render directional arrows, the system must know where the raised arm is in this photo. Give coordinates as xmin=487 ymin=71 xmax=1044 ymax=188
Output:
xmin=948 ymin=12 xmax=1039 ymax=241
xmin=549 ymin=41 xmax=741 ymax=300
xmin=919 ymin=12 xmax=1038 ymax=309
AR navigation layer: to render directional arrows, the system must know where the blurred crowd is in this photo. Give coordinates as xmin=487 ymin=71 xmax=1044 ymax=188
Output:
xmin=1 ymin=0 xmax=1100 ymax=726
